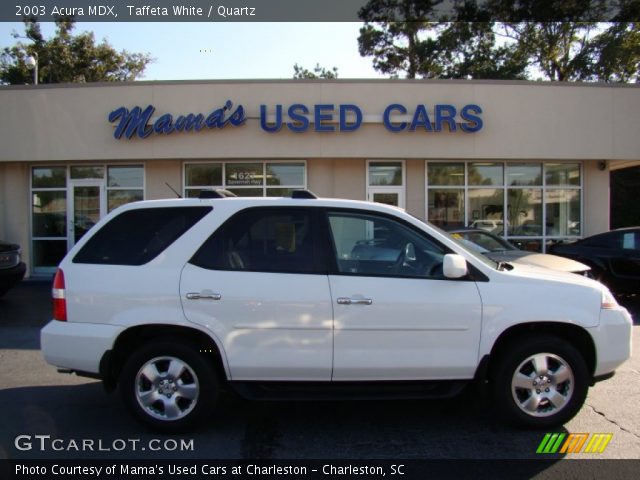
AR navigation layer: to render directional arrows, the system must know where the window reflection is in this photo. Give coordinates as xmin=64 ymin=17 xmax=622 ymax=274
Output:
xmin=507 ymin=164 xmax=542 ymax=186
xmin=428 ymin=189 xmax=465 ymax=228
xmin=468 ymin=188 xmax=504 ymax=232
xmin=508 ymin=189 xmax=543 ymax=236
xmin=32 ymin=191 xmax=66 ymax=237
xmin=545 ymin=189 xmax=580 ymax=236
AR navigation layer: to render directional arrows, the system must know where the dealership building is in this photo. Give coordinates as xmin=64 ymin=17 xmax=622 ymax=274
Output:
xmin=1 ymin=79 xmax=639 ymax=277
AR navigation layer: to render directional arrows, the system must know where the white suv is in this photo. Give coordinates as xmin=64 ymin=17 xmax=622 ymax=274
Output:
xmin=41 ymin=192 xmax=632 ymax=432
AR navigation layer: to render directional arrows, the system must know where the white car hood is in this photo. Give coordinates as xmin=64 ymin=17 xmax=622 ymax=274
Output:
xmin=506 ymin=262 xmax=603 ymax=290
xmin=510 ymin=253 xmax=590 ymax=273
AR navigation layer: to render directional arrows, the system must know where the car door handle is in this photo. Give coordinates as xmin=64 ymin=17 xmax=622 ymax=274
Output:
xmin=337 ymin=297 xmax=373 ymax=306
xmin=186 ymin=292 xmax=222 ymax=300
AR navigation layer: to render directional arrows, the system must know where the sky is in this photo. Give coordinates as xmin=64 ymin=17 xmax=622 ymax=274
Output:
xmin=0 ymin=22 xmax=385 ymax=80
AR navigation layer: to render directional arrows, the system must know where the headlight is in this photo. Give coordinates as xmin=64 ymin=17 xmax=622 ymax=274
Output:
xmin=0 ymin=251 xmax=20 ymax=269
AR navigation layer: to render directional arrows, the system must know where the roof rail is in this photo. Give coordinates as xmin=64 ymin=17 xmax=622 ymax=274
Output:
xmin=291 ymin=189 xmax=318 ymax=199
xmin=199 ymin=189 xmax=237 ymax=199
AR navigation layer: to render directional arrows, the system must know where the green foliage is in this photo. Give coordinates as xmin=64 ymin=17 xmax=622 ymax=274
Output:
xmin=1 ymin=17 xmax=153 ymax=84
xmin=357 ymin=0 xmax=640 ymax=82
xmin=293 ymin=63 xmax=339 ymax=79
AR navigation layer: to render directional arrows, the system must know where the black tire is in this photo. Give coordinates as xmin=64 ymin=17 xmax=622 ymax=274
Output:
xmin=119 ymin=339 xmax=218 ymax=433
xmin=492 ymin=335 xmax=589 ymax=428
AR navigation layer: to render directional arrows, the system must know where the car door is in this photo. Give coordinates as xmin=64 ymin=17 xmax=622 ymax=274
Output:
xmin=180 ymin=207 xmax=333 ymax=381
xmin=325 ymin=210 xmax=483 ymax=381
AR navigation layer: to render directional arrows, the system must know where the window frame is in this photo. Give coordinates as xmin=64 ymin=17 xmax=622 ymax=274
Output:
xmin=183 ymin=160 xmax=307 ymax=198
xmin=321 ymin=207 xmax=463 ymax=281
xmin=72 ymin=206 xmax=212 ymax=266
xmin=425 ymin=161 xmax=583 ymax=253
xmin=366 ymin=159 xmax=406 ymax=209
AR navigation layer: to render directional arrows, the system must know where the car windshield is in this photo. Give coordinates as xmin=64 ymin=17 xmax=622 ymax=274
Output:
xmin=419 ymin=223 xmax=499 ymax=269
xmin=452 ymin=230 xmax=517 ymax=253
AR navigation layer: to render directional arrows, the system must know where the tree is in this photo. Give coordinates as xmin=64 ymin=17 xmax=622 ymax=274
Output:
xmin=357 ymin=0 xmax=640 ymax=82
xmin=1 ymin=17 xmax=153 ymax=85
xmin=358 ymin=0 xmax=443 ymax=78
xmin=293 ymin=63 xmax=338 ymax=79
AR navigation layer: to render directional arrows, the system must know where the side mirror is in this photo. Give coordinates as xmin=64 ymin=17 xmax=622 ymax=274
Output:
xmin=443 ymin=253 xmax=468 ymax=279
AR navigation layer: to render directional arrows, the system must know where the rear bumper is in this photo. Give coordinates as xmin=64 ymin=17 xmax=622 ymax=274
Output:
xmin=589 ymin=307 xmax=633 ymax=378
xmin=41 ymin=320 xmax=124 ymax=374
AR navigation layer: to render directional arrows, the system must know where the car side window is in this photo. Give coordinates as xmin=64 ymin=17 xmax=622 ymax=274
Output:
xmin=327 ymin=211 xmax=446 ymax=278
xmin=582 ymin=232 xmax=621 ymax=249
xmin=622 ymin=232 xmax=638 ymax=250
xmin=73 ymin=207 xmax=212 ymax=266
xmin=191 ymin=208 xmax=318 ymax=274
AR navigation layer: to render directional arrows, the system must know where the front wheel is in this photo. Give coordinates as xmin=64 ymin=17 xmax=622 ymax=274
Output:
xmin=119 ymin=339 xmax=218 ymax=432
xmin=492 ymin=335 xmax=589 ymax=428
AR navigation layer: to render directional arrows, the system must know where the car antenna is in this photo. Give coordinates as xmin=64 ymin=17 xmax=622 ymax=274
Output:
xmin=165 ymin=183 xmax=183 ymax=198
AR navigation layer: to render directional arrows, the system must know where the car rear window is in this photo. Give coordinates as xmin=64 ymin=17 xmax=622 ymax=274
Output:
xmin=73 ymin=206 xmax=212 ymax=265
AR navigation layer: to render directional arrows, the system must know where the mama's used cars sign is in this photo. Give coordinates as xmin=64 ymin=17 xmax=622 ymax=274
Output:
xmin=108 ymin=100 xmax=483 ymax=139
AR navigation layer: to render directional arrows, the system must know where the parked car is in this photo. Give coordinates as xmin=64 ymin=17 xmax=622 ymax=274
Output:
xmin=448 ymin=228 xmax=591 ymax=275
xmin=548 ymin=227 xmax=640 ymax=295
xmin=41 ymin=192 xmax=632 ymax=432
xmin=469 ymin=219 xmax=504 ymax=232
xmin=0 ymin=241 xmax=26 ymax=297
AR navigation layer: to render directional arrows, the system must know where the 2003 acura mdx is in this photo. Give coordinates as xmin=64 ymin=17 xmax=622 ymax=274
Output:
xmin=41 ymin=191 xmax=632 ymax=432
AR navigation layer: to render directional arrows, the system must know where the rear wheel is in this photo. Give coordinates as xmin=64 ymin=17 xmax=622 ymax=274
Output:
xmin=492 ymin=335 xmax=589 ymax=428
xmin=119 ymin=339 xmax=218 ymax=432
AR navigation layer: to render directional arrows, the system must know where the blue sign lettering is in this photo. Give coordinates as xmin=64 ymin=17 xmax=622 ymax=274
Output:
xmin=383 ymin=104 xmax=408 ymax=132
xmin=109 ymin=105 xmax=155 ymax=139
xmin=109 ymin=101 xmax=245 ymax=139
xmin=109 ymin=101 xmax=483 ymax=139
xmin=384 ymin=103 xmax=483 ymax=133
xmin=460 ymin=104 xmax=483 ymax=132
xmin=435 ymin=104 xmax=457 ymax=132
xmin=409 ymin=105 xmax=432 ymax=132
xmin=340 ymin=104 xmax=362 ymax=132
xmin=260 ymin=104 xmax=283 ymax=132
xmin=314 ymin=104 xmax=335 ymax=132
xmin=287 ymin=104 xmax=310 ymax=133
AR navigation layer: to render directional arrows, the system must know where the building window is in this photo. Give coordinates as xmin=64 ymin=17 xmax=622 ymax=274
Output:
xmin=31 ymin=165 xmax=144 ymax=274
xmin=183 ymin=161 xmax=306 ymax=198
xmin=426 ymin=161 xmax=582 ymax=252
xmin=32 ymin=167 xmax=67 ymax=272
xmin=367 ymin=160 xmax=405 ymax=208
xmin=427 ymin=162 xmax=464 ymax=227
xmin=107 ymin=166 xmax=144 ymax=211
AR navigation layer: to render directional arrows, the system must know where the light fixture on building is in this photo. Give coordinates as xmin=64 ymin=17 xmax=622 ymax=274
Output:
xmin=25 ymin=53 xmax=38 ymax=85
xmin=598 ymin=160 xmax=607 ymax=171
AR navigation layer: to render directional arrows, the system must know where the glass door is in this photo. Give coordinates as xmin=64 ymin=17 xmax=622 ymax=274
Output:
xmin=68 ymin=180 xmax=106 ymax=249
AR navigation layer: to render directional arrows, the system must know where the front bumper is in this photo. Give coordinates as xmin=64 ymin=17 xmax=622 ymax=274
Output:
xmin=0 ymin=262 xmax=26 ymax=291
xmin=589 ymin=307 xmax=633 ymax=378
xmin=41 ymin=320 xmax=125 ymax=374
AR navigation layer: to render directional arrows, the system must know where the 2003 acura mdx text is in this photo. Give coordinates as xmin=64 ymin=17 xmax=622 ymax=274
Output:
xmin=41 ymin=191 xmax=633 ymax=432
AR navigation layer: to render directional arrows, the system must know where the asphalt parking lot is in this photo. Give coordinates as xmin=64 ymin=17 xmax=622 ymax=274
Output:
xmin=0 ymin=281 xmax=639 ymax=464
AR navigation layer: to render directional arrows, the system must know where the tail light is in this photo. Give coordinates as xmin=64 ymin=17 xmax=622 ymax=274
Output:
xmin=52 ymin=269 xmax=67 ymax=321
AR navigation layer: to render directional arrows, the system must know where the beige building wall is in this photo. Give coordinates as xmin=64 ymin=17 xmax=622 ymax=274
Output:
xmin=583 ymin=161 xmax=611 ymax=237
xmin=0 ymin=163 xmax=30 ymax=271
xmin=145 ymin=159 xmax=182 ymax=201
xmin=1 ymin=80 xmax=639 ymax=163
xmin=406 ymin=160 xmax=426 ymax=220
